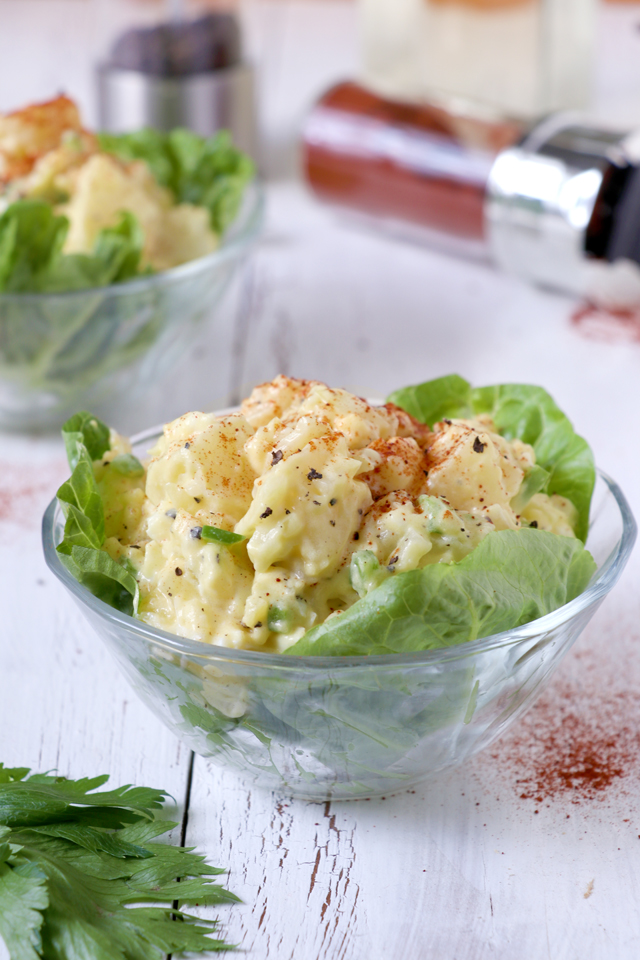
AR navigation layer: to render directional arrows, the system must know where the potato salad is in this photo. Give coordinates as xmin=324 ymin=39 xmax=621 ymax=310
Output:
xmin=0 ymin=95 xmax=252 ymax=293
xmin=91 ymin=376 xmax=580 ymax=653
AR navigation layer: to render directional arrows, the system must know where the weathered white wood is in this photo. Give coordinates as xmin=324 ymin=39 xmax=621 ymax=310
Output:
xmin=187 ymin=596 xmax=640 ymax=960
xmin=1 ymin=3 xmax=640 ymax=959
xmin=0 ymin=435 xmax=192 ymax=960
xmin=182 ymin=178 xmax=640 ymax=959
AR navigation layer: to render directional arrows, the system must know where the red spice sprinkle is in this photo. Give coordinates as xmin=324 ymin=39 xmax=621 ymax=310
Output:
xmin=489 ymin=672 xmax=640 ymax=805
xmin=0 ymin=460 xmax=68 ymax=528
xmin=571 ymin=302 xmax=640 ymax=344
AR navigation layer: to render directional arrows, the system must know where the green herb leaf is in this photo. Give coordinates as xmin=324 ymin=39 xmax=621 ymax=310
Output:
xmin=0 ymin=768 xmax=238 ymax=959
xmin=286 ymin=529 xmax=596 ymax=656
xmin=388 ymin=375 xmax=595 ymax=541
xmin=0 ymin=861 xmax=48 ymax=960
xmin=200 ymin=526 xmax=247 ymax=546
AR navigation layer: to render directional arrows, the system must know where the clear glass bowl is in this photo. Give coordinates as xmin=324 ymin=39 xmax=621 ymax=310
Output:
xmin=0 ymin=184 xmax=263 ymax=432
xmin=43 ymin=433 xmax=636 ymax=800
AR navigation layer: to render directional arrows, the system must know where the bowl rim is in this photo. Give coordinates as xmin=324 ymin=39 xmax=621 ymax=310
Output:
xmin=42 ymin=447 xmax=637 ymax=669
xmin=0 ymin=181 xmax=264 ymax=301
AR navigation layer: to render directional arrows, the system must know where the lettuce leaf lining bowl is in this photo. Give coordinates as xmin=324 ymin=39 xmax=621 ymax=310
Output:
xmin=43 ymin=422 xmax=636 ymax=801
xmin=0 ymin=183 xmax=263 ymax=431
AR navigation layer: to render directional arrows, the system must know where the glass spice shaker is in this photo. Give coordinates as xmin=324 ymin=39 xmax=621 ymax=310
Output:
xmin=360 ymin=0 xmax=597 ymax=121
xmin=303 ymin=81 xmax=640 ymax=304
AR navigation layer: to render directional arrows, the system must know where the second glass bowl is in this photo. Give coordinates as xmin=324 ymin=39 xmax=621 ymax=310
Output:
xmin=0 ymin=184 xmax=263 ymax=431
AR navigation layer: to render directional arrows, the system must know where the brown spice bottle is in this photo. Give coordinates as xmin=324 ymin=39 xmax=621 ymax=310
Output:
xmin=302 ymin=81 xmax=524 ymax=241
xmin=302 ymin=81 xmax=640 ymax=304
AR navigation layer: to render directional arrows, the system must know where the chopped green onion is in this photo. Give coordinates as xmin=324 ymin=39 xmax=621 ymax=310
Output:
xmin=201 ymin=525 xmax=247 ymax=545
xmin=110 ymin=453 xmax=145 ymax=477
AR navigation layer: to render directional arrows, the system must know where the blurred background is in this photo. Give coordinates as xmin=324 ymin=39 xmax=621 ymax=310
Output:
xmin=3 ymin=0 xmax=640 ymax=431
xmin=2 ymin=0 xmax=640 ymax=181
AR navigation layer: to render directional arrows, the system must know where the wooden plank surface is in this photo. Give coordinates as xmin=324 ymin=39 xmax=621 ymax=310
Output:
xmin=1 ymin=3 xmax=640 ymax=960
xmin=0 ymin=435 xmax=194 ymax=960
xmin=182 ymin=181 xmax=640 ymax=959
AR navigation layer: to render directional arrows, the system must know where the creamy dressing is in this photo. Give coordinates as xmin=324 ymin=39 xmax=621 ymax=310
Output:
xmin=96 ymin=376 xmax=578 ymax=653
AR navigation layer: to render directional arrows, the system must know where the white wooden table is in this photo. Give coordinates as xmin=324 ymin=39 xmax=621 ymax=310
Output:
xmin=2 ymin=3 xmax=640 ymax=959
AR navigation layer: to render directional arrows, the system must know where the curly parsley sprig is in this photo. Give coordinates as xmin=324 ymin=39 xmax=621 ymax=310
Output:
xmin=0 ymin=764 xmax=238 ymax=959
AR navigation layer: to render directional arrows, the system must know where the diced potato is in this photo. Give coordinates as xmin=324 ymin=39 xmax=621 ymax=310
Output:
xmin=236 ymin=431 xmax=372 ymax=578
xmin=0 ymin=95 xmax=83 ymax=181
xmin=146 ymin=412 xmax=256 ymax=522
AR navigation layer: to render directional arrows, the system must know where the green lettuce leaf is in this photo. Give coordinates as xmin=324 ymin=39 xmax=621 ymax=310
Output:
xmin=56 ymin=413 xmax=138 ymax=615
xmin=61 ymin=411 xmax=110 ymax=468
xmin=0 ymin=202 xmax=147 ymax=294
xmin=286 ymin=529 xmax=596 ymax=656
xmin=388 ymin=374 xmax=595 ymax=541
xmin=0 ymin=201 xmax=67 ymax=293
xmin=99 ymin=128 xmax=254 ymax=235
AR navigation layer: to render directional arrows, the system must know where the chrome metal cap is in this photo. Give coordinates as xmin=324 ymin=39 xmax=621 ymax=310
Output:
xmin=486 ymin=115 xmax=640 ymax=302
xmin=97 ymin=64 xmax=258 ymax=164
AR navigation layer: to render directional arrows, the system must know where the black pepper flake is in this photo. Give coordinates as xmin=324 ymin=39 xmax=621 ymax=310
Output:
xmin=260 ymin=507 xmax=273 ymax=519
xmin=194 ymin=496 xmax=201 ymax=503
xmin=307 ymin=468 xmax=323 ymax=480
xmin=313 ymin=500 xmax=321 ymax=506
xmin=254 ymin=622 xmax=263 ymax=628
xmin=175 ymin=567 xmax=183 ymax=576
xmin=190 ymin=526 xmax=202 ymax=539
xmin=329 ymin=498 xmax=337 ymax=506
xmin=443 ymin=419 xmax=452 ymax=425
xmin=529 ymin=520 xmax=538 ymax=528
xmin=130 ymin=544 xmax=141 ymax=549
xmin=271 ymin=449 xmax=284 ymax=465
xmin=473 ymin=436 xmax=486 ymax=454
xmin=423 ymin=470 xmax=429 ymax=477
xmin=166 ymin=509 xmax=177 ymax=519
xmin=285 ymin=509 xmax=291 ymax=515
xmin=330 ymin=520 xmax=335 ymax=526
xmin=353 ymin=531 xmax=360 ymax=541
xmin=184 ymin=442 xmax=190 ymax=449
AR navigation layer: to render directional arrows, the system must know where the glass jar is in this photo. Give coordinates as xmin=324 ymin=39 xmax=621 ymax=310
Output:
xmin=360 ymin=0 xmax=597 ymax=121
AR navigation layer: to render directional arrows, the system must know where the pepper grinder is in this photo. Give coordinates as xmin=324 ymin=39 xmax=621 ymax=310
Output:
xmin=97 ymin=13 xmax=258 ymax=164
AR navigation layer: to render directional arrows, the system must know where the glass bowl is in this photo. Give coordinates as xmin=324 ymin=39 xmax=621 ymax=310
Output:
xmin=43 ymin=426 xmax=636 ymax=800
xmin=0 ymin=184 xmax=263 ymax=432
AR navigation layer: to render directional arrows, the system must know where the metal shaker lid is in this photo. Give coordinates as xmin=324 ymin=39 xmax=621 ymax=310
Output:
xmin=485 ymin=115 xmax=640 ymax=303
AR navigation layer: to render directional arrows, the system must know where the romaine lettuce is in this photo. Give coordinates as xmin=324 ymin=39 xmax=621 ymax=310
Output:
xmin=388 ymin=374 xmax=595 ymax=541
xmin=285 ymin=376 xmax=596 ymax=656
xmin=98 ymin=128 xmax=254 ymax=236
xmin=56 ymin=412 xmax=138 ymax=615
xmin=286 ymin=528 xmax=595 ymax=656
xmin=0 ymin=201 xmax=146 ymax=294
